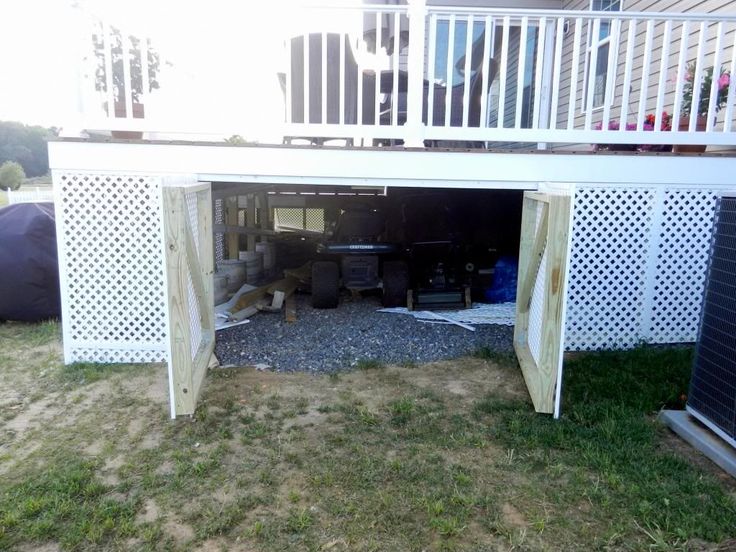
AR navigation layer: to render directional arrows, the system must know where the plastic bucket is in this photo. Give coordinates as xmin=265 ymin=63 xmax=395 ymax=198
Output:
xmin=256 ymin=241 xmax=276 ymax=274
xmin=239 ymin=251 xmax=263 ymax=284
xmin=213 ymin=273 xmax=229 ymax=304
xmin=216 ymin=259 xmax=247 ymax=293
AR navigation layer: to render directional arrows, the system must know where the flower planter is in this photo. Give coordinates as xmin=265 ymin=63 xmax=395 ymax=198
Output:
xmin=673 ymin=116 xmax=708 ymax=154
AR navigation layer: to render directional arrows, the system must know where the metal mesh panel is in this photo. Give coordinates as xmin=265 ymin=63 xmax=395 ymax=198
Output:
xmin=55 ymin=172 xmax=167 ymax=363
xmin=565 ymin=185 xmax=721 ymax=351
xmin=305 ymin=208 xmax=325 ymax=232
xmin=274 ymin=208 xmax=304 ymax=229
xmin=527 ymin=201 xmax=548 ymax=365
xmin=185 ymin=190 xmax=203 ymax=360
xmin=214 ymin=198 xmax=224 ymax=263
xmin=688 ymin=196 xmax=736 ymax=441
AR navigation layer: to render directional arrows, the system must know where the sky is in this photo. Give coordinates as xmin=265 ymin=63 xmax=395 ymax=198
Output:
xmin=0 ymin=0 xmax=369 ymax=139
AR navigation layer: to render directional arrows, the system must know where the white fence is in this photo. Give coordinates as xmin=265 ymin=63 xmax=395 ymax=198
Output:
xmin=6 ymin=187 xmax=55 ymax=204
xmin=74 ymin=3 xmax=736 ymax=148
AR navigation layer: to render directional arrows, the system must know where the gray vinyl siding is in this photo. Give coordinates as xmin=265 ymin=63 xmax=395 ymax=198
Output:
xmin=555 ymin=0 xmax=736 ymax=150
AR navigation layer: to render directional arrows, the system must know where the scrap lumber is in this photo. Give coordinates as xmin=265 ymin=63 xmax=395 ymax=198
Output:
xmin=285 ymin=293 xmax=297 ymax=323
xmin=283 ymin=261 xmax=312 ymax=284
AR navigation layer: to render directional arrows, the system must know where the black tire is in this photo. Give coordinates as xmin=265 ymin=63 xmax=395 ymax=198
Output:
xmin=311 ymin=261 xmax=340 ymax=309
xmin=382 ymin=261 xmax=409 ymax=307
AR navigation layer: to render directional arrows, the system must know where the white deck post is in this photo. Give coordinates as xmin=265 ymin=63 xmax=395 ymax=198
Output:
xmin=404 ymin=0 xmax=427 ymax=147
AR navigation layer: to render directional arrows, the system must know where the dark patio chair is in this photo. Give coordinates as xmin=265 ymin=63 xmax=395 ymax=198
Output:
xmin=277 ymin=33 xmax=385 ymax=145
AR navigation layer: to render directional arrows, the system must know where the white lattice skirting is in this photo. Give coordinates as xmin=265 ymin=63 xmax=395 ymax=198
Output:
xmin=54 ymin=172 xmax=168 ymax=363
xmin=564 ymin=184 xmax=730 ymax=351
xmin=53 ymin=172 xmax=734 ymax=365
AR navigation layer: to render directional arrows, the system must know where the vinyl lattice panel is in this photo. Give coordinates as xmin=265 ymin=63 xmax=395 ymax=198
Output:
xmin=55 ymin=172 xmax=167 ymax=363
xmin=650 ymin=191 xmax=718 ymax=343
xmin=565 ymin=185 xmax=721 ymax=350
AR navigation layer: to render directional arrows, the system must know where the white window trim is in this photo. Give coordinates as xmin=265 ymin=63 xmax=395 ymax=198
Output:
xmin=581 ymin=0 xmax=623 ymax=114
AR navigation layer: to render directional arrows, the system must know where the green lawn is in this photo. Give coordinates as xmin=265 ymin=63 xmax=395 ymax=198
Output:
xmin=0 ymin=322 xmax=734 ymax=551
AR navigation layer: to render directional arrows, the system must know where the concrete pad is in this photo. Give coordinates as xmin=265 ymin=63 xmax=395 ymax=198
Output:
xmin=658 ymin=410 xmax=736 ymax=479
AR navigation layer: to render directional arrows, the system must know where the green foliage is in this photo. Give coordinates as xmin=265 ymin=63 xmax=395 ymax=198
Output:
xmin=0 ymin=122 xmax=52 ymax=178
xmin=0 ymin=454 xmax=138 ymax=550
xmin=0 ymin=161 xmax=25 ymax=191
xmin=475 ymin=346 xmax=736 ymax=546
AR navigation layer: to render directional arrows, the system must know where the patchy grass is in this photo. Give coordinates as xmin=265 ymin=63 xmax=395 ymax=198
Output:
xmin=1 ymin=322 xmax=735 ymax=551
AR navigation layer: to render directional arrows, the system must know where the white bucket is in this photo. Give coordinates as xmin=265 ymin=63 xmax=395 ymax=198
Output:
xmin=256 ymin=241 xmax=276 ymax=273
xmin=213 ymin=273 xmax=229 ymax=304
xmin=239 ymin=250 xmax=263 ymax=283
xmin=216 ymin=259 xmax=247 ymax=293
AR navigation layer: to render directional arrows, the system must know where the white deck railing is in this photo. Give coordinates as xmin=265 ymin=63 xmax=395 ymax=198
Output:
xmin=75 ymin=2 xmax=736 ymax=149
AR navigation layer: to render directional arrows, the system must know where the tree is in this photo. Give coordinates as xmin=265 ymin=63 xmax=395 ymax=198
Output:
xmin=0 ymin=121 xmax=54 ymax=177
xmin=0 ymin=161 xmax=26 ymax=191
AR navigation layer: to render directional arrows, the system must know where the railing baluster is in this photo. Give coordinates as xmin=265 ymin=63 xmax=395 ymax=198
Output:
xmin=375 ymin=13 xmax=382 ymax=125
xmin=140 ymin=36 xmax=149 ymax=111
xmin=584 ymin=18 xmax=600 ymax=130
xmin=549 ymin=17 xmax=564 ymax=130
xmin=689 ymin=21 xmax=707 ymax=131
xmin=567 ymin=17 xmax=582 ymax=130
xmin=427 ymin=13 xmax=438 ymax=127
xmin=102 ymin=21 xmax=114 ymax=118
xmin=497 ymin=16 xmax=510 ymax=129
xmin=723 ymin=26 xmax=736 ymax=133
xmin=532 ymin=17 xmax=547 ymax=129
xmin=322 ymin=31 xmax=327 ymax=124
xmin=618 ymin=19 xmax=636 ymax=130
xmin=444 ymin=14 xmax=456 ymax=127
xmin=121 ymin=30 xmax=133 ymax=118
xmin=671 ymin=20 xmax=689 ymax=132
xmin=303 ymin=34 xmax=310 ymax=124
xmin=285 ymin=37 xmax=292 ymax=124
xmin=392 ymin=11 xmax=400 ymax=126
xmin=479 ymin=15 xmax=493 ymax=129
xmin=653 ymin=20 xmax=671 ymax=134
xmin=706 ymin=22 xmax=724 ymax=132
xmin=357 ymin=32 xmax=364 ymax=126
xmin=338 ymin=33 xmax=345 ymax=126
xmin=636 ymin=20 xmax=654 ymax=131
xmin=601 ymin=19 xmax=620 ymax=132
xmin=462 ymin=14 xmax=474 ymax=128
xmin=515 ymin=16 xmax=529 ymax=129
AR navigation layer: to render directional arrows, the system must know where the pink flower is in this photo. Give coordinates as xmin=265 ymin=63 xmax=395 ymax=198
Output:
xmin=684 ymin=71 xmax=693 ymax=82
xmin=719 ymin=73 xmax=730 ymax=90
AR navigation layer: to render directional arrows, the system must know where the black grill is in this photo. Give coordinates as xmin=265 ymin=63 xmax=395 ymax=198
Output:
xmin=688 ymin=195 xmax=736 ymax=443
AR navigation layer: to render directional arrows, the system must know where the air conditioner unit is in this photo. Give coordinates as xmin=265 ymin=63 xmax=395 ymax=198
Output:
xmin=687 ymin=194 xmax=736 ymax=448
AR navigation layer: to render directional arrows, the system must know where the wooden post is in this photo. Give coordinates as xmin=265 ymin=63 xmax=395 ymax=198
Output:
xmin=258 ymin=192 xmax=270 ymax=242
xmin=246 ymin=194 xmax=257 ymax=251
xmin=226 ymin=196 xmax=239 ymax=259
xmin=162 ymin=186 xmax=195 ymax=416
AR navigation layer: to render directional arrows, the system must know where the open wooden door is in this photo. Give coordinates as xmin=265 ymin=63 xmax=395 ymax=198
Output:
xmin=161 ymin=177 xmax=215 ymax=418
xmin=514 ymin=191 xmax=572 ymax=417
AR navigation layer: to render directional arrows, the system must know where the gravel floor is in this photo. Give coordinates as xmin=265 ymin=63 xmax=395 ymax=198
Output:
xmin=215 ymin=293 xmax=514 ymax=373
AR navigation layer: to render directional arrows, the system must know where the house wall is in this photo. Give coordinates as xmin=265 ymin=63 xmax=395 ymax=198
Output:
xmin=555 ymin=0 xmax=736 ymax=150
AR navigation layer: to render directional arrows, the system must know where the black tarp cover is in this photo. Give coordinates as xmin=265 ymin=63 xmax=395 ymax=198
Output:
xmin=0 ymin=202 xmax=60 ymax=321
